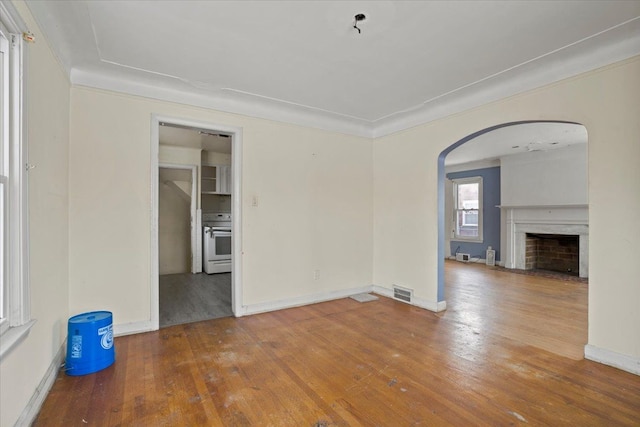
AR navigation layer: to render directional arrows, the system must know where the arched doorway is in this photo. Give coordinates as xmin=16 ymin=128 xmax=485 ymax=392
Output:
xmin=436 ymin=120 xmax=587 ymax=301
xmin=436 ymin=120 xmax=589 ymax=359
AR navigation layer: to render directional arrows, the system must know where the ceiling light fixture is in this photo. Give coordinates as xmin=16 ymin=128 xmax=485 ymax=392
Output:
xmin=353 ymin=13 xmax=366 ymax=34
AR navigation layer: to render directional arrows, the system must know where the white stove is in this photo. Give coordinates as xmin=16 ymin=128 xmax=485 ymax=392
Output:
xmin=202 ymin=212 xmax=232 ymax=274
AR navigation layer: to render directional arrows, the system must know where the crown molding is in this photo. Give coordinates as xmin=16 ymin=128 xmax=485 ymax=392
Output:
xmin=371 ymin=25 xmax=640 ymax=138
xmin=70 ymin=68 xmax=374 ymax=138
xmin=0 ymin=0 xmax=29 ymax=33
xmin=69 ymin=22 xmax=640 ymax=140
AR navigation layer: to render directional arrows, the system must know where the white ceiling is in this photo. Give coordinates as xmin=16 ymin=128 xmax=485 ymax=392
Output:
xmin=444 ymin=122 xmax=587 ymax=166
xmin=159 ymin=124 xmax=232 ymax=154
xmin=26 ymin=1 xmax=640 ymax=137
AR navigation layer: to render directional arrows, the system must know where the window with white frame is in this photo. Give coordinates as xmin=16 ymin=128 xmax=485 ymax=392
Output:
xmin=0 ymin=14 xmax=10 ymax=336
xmin=0 ymin=3 xmax=32 ymax=361
xmin=452 ymin=176 xmax=483 ymax=242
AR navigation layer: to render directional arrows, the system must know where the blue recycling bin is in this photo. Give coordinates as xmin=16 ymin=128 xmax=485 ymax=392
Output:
xmin=66 ymin=311 xmax=115 ymax=376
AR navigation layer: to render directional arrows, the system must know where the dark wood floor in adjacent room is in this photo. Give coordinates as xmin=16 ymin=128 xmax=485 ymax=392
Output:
xmin=34 ymin=261 xmax=640 ymax=426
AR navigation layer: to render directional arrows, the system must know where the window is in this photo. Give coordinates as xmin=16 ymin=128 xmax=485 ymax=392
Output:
xmin=0 ymin=14 xmax=11 ymax=336
xmin=0 ymin=3 xmax=32 ymax=361
xmin=452 ymin=177 xmax=483 ymax=242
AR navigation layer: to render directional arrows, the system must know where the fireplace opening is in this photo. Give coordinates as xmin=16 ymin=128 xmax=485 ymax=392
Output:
xmin=525 ymin=233 xmax=579 ymax=276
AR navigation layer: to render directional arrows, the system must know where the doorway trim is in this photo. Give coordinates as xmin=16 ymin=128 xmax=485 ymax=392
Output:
xmin=151 ymin=114 xmax=243 ymax=330
xmin=158 ymin=163 xmax=198 ymax=273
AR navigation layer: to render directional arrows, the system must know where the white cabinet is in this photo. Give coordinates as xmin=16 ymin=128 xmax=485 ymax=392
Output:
xmin=217 ymin=165 xmax=232 ymax=195
xmin=201 ymin=164 xmax=231 ymax=195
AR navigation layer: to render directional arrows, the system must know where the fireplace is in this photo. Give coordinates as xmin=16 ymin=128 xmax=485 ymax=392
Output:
xmin=503 ymin=205 xmax=588 ymax=278
xmin=525 ymin=233 xmax=579 ymax=275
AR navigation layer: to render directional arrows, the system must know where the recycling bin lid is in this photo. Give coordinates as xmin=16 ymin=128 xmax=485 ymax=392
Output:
xmin=69 ymin=311 xmax=112 ymax=324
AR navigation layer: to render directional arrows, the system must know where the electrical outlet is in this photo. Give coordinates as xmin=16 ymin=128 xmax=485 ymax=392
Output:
xmin=313 ymin=269 xmax=320 ymax=280
xmin=251 ymin=195 xmax=258 ymax=207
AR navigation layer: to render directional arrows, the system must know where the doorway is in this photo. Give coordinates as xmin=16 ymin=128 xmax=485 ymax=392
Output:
xmin=437 ymin=120 xmax=588 ymax=300
xmin=151 ymin=115 xmax=243 ymax=329
xmin=158 ymin=163 xmax=232 ymax=327
xmin=437 ymin=120 xmax=589 ymax=357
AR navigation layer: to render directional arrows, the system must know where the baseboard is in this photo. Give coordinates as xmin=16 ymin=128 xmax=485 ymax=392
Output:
xmin=372 ymin=285 xmax=447 ymax=312
xmin=239 ymin=285 xmax=374 ymax=316
xmin=113 ymin=320 xmax=154 ymax=337
xmin=584 ymin=344 xmax=640 ymax=376
xmin=15 ymin=342 xmax=65 ymax=426
xmin=446 ymin=256 xmax=488 ymax=264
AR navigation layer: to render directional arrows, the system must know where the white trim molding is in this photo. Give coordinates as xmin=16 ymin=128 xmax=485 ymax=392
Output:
xmin=372 ymin=285 xmax=447 ymax=313
xmin=73 ymin=70 xmax=373 ymax=138
xmin=118 ymin=283 xmax=447 ymax=334
xmin=150 ymin=114 xmax=243 ymax=329
xmin=451 ymin=176 xmax=483 ymax=243
xmin=15 ymin=341 xmax=65 ymax=426
xmin=239 ymin=285 xmax=373 ymax=317
xmin=0 ymin=0 xmax=32 ymax=358
xmin=0 ymin=1 xmax=28 ymax=33
xmin=502 ymin=205 xmax=589 ymax=278
xmin=114 ymin=320 xmax=154 ymax=337
xmin=585 ymin=344 xmax=640 ymax=376
xmin=61 ymin=19 xmax=640 ymax=139
xmin=0 ymin=319 xmax=35 ymax=361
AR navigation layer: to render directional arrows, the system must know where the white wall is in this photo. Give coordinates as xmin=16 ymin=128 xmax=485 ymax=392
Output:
xmin=373 ymin=56 xmax=640 ymax=368
xmin=501 ymin=144 xmax=587 ymax=206
xmin=159 ymin=145 xmax=201 ymax=165
xmin=159 ymin=145 xmax=201 ymax=207
xmin=158 ymin=170 xmax=192 ymax=275
xmin=69 ymin=87 xmax=373 ymax=325
xmin=203 ymin=150 xmax=231 ymax=165
xmin=0 ymin=2 xmax=70 ymax=426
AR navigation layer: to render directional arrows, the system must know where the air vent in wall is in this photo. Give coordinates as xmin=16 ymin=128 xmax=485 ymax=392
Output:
xmin=456 ymin=253 xmax=470 ymax=262
xmin=393 ymin=285 xmax=413 ymax=304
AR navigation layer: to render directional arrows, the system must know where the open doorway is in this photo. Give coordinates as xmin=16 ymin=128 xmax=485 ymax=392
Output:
xmin=151 ymin=116 xmax=243 ymax=329
xmin=437 ymin=121 xmax=589 ymax=359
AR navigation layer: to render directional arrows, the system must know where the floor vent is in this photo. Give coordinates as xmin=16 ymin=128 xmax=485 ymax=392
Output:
xmin=393 ymin=285 xmax=413 ymax=304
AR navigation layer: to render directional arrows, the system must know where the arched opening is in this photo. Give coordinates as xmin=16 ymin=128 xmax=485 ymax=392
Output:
xmin=437 ymin=120 xmax=588 ymax=358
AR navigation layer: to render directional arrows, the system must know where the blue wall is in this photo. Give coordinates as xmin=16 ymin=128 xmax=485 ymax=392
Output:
xmin=447 ymin=166 xmax=501 ymax=260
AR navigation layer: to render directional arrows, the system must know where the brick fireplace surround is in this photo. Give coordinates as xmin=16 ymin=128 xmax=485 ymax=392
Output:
xmin=525 ymin=233 xmax=579 ymax=275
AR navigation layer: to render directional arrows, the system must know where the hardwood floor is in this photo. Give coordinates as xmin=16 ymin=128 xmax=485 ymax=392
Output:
xmin=443 ymin=260 xmax=588 ymax=360
xmin=34 ymin=262 xmax=639 ymax=426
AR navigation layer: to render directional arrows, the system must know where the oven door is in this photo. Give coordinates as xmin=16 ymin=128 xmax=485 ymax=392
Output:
xmin=207 ymin=228 xmax=232 ymax=261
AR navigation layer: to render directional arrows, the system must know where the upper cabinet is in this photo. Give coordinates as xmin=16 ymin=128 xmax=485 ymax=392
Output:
xmin=201 ymin=164 xmax=231 ymax=195
xmin=217 ymin=165 xmax=232 ymax=195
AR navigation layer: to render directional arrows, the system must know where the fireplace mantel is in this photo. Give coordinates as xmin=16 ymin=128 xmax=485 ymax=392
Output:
xmin=503 ymin=205 xmax=588 ymax=278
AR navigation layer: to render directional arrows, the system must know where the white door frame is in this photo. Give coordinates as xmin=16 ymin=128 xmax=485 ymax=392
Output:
xmin=158 ymin=163 xmax=198 ymax=273
xmin=151 ymin=114 xmax=243 ymax=330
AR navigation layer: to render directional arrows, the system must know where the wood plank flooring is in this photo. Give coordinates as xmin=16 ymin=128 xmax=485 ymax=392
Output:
xmin=34 ymin=262 xmax=639 ymax=426
xmin=443 ymin=261 xmax=588 ymax=360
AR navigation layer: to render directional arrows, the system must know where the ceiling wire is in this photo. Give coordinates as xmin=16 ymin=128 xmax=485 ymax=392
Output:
xmin=353 ymin=13 xmax=366 ymax=34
